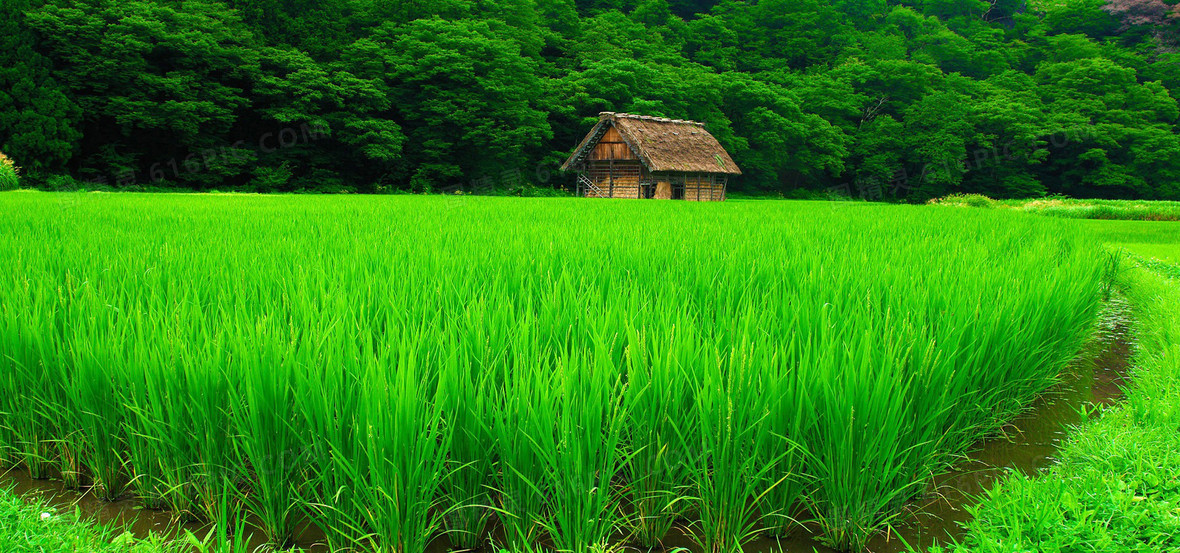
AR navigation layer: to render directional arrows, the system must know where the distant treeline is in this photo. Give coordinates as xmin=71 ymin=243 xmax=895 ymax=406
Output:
xmin=3 ymin=0 xmax=1180 ymax=200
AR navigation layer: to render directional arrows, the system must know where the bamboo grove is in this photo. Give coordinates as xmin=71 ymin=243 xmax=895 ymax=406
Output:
xmin=0 ymin=193 xmax=1105 ymax=552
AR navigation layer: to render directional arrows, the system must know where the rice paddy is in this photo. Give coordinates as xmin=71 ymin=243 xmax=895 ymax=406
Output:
xmin=0 ymin=192 xmax=1107 ymax=552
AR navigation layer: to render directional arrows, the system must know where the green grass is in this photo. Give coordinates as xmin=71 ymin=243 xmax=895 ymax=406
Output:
xmin=934 ymin=256 xmax=1180 ymax=553
xmin=0 ymin=192 xmax=1107 ymax=552
xmin=0 ymin=485 xmax=176 ymax=553
xmin=931 ymin=194 xmax=1180 ymax=222
xmin=1015 ymin=198 xmax=1180 ymax=221
xmin=1078 ymin=219 xmax=1180 ymax=264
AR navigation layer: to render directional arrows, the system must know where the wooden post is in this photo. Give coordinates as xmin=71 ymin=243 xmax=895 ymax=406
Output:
xmin=608 ymin=159 xmax=614 ymax=198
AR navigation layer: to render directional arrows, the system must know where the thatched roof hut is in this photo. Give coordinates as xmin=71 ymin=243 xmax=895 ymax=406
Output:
xmin=561 ymin=112 xmax=740 ymax=201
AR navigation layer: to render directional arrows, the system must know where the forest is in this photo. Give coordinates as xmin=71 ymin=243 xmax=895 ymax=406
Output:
xmin=3 ymin=0 xmax=1180 ymax=200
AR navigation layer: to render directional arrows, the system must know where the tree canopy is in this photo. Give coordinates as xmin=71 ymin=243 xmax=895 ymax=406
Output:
xmin=3 ymin=0 xmax=1180 ymax=199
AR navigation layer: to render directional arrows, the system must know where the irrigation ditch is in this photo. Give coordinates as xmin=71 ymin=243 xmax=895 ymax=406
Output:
xmin=0 ymin=296 xmax=1136 ymax=553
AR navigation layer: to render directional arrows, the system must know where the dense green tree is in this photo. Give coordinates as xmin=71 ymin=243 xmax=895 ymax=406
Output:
xmin=0 ymin=0 xmax=80 ymax=176
xmin=345 ymin=18 xmax=552 ymax=191
xmin=1035 ymin=57 xmax=1180 ymax=198
xmin=25 ymin=0 xmax=261 ymax=187
xmin=717 ymin=75 xmax=847 ymax=191
xmin=3 ymin=0 xmax=1180 ymax=199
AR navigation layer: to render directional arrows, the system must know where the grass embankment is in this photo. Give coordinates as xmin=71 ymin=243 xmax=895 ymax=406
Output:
xmin=937 ymin=222 xmax=1180 ymax=552
xmin=0 ymin=485 xmax=173 ymax=553
xmin=931 ymin=194 xmax=1180 ymax=222
xmin=1078 ymin=219 xmax=1180 ymax=266
xmin=0 ymin=193 xmax=1105 ymax=553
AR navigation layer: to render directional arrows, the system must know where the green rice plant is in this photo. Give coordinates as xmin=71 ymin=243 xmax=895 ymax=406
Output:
xmin=438 ymin=345 xmax=497 ymax=550
xmin=492 ymin=343 xmax=558 ymax=552
xmin=331 ymin=334 xmax=453 ymax=553
xmin=122 ymin=384 xmax=167 ymax=510
xmin=620 ymin=326 xmax=697 ymax=548
xmin=0 ymin=287 xmax=61 ymax=480
xmin=62 ymin=293 xmax=132 ymax=501
xmin=46 ymin=332 xmax=85 ymax=490
xmin=293 ymin=319 xmax=365 ymax=551
xmin=756 ymin=341 xmax=816 ymax=539
xmin=225 ymin=316 xmax=307 ymax=547
xmin=65 ymin=349 xmax=130 ymax=500
xmin=1 ymin=357 xmax=57 ymax=480
xmin=685 ymin=340 xmax=784 ymax=553
xmin=0 ymin=321 xmax=24 ymax=470
xmin=182 ymin=471 xmax=254 ymax=553
xmin=0 ymin=194 xmax=1108 ymax=553
xmin=805 ymin=325 xmax=925 ymax=551
xmin=54 ymin=430 xmax=87 ymax=490
xmin=123 ymin=325 xmax=208 ymax=516
xmin=183 ymin=341 xmax=237 ymax=524
xmin=0 ymin=399 xmax=12 ymax=469
xmin=121 ymin=328 xmax=171 ymax=510
xmin=538 ymin=342 xmax=627 ymax=553
xmin=6 ymin=369 xmax=57 ymax=481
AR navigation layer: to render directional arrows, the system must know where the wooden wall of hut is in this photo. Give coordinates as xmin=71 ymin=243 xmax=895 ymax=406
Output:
xmin=586 ymin=159 xmax=644 ymax=198
xmin=683 ymin=174 xmax=725 ymax=201
xmin=588 ymin=127 xmax=638 ymax=162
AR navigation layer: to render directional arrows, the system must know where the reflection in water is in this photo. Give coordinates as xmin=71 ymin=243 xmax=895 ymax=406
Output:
xmin=1 ymin=298 xmax=1134 ymax=553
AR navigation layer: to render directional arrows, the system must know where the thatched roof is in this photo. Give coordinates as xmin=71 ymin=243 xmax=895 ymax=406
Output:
xmin=561 ymin=112 xmax=742 ymax=175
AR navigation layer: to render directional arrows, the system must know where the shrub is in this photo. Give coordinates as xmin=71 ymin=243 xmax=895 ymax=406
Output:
xmin=929 ymin=193 xmax=997 ymax=208
xmin=247 ymin=163 xmax=293 ymax=191
xmin=0 ymin=153 xmax=19 ymax=191
xmin=45 ymin=174 xmax=83 ymax=192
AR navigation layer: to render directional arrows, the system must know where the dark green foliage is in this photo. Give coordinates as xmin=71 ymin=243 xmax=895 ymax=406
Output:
xmin=345 ymin=17 xmax=552 ymax=192
xmin=0 ymin=0 xmax=81 ymax=175
xmin=5 ymin=0 xmax=1180 ymax=198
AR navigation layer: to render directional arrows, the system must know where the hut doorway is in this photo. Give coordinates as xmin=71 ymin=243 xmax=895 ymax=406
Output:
xmin=670 ymin=176 xmax=686 ymax=200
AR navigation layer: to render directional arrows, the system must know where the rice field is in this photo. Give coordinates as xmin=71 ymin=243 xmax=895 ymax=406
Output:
xmin=0 ymin=192 xmax=1106 ymax=552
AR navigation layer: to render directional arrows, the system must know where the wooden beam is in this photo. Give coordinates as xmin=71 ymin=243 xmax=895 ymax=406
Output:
xmin=609 ymin=158 xmax=614 ymax=198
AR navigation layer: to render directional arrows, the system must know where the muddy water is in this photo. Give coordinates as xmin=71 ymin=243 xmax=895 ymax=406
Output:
xmin=0 ymin=468 xmax=333 ymax=552
xmin=1 ymin=298 xmax=1134 ymax=553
